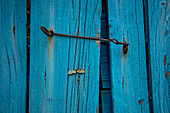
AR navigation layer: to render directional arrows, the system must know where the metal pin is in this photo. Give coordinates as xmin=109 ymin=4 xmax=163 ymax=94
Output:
xmin=41 ymin=26 xmax=129 ymax=54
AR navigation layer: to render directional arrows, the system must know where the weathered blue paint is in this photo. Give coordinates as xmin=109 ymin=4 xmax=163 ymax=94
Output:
xmin=167 ymin=17 xmax=170 ymax=112
xmin=100 ymin=13 xmax=110 ymax=89
xmin=108 ymin=0 xmax=149 ymax=112
xmin=0 ymin=0 xmax=27 ymax=113
xmin=29 ymin=0 xmax=101 ymax=112
xmin=100 ymin=90 xmax=112 ymax=113
xmin=148 ymin=0 xmax=170 ymax=112
xmin=100 ymin=11 xmax=112 ymax=113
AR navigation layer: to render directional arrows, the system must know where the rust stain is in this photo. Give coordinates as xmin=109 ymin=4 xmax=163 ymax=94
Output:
xmin=138 ymin=100 xmax=143 ymax=105
xmin=77 ymin=76 xmax=80 ymax=82
xmin=96 ymin=106 xmax=98 ymax=113
xmin=49 ymin=28 xmax=54 ymax=63
xmin=96 ymin=28 xmax=100 ymax=50
xmin=27 ymin=10 xmax=30 ymax=15
xmin=168 ymin=72 xmax=170 ymax=75
xmin=165 ymin=70 xmax=168 ymax=79
xmin=165 ymin=30 xmax=168 ymax=35
xmin=77 ymin=69 xmax=85 ymax=74
xmin=148 ymin=89 xmax=152 ymax=100
xmin=161 ymin=3 xmax=165 ymax=5
xmin=164 ymin=55 xmax=166 ymax=66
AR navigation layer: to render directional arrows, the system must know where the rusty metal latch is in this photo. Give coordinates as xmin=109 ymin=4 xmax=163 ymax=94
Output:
xmin=41 ymin=26 xmax=129 ymax=54
xmin=68 ymin=69 xmax=85 ymax=75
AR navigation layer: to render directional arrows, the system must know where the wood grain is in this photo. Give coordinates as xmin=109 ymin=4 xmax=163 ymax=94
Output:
xmin=148 ymin=0 xmax=170 ymax=112
xmin=29 ymin=0 xmax=101 ymax=112
xmin=107 ymin=0 xmax=149 ymax=112
xmin=0 ymin=0 xmax=27 ymax=112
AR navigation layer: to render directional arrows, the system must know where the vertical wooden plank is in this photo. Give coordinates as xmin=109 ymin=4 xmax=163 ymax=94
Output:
xmin=0 ymin=0 xmax=27 ymax=113
xmin=99 ymin=1 xmax=112 ymax=112
xmin=148 ymin=0 xmax=169 ymax=112
xmin=107 ymin=0 xmax=149 ymax=112
xmin=29 ymin=0 xmax=101 ymax=112
xmin=100 ymin=90 xmax=112 ymax=113
xmin=167 ymin=17 xmax=170 ymax=110
xmin=100 ymin=13 xmax=110 ymax=89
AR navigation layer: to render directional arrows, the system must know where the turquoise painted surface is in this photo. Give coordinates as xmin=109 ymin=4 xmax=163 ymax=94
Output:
xmin=148 ymin=0 xmax=170 ymax=112
xmin=0 ymin=0 xmax=27 ymax=113
xmin=108 ymin=0 xmax=149 ymax=112
xmin=29 ymin=0 xmax=101 ymax=112
xmin=100 ymin=90 xmax=112 ymax=113
xmin=100 ymin=9 xmax=112 ymax=113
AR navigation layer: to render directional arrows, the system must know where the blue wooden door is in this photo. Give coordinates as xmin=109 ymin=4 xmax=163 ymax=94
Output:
xmin=29 ymin=0 xmax=101 ymax=112
xmin=0 ymin=0 xmax=169 ymax=113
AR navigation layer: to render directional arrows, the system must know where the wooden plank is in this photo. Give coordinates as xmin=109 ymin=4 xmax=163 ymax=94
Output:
xmin=29 ymin=0 xmax=101 ymax=112
xmin=99 ymin=2 xmax=112 ymax=112
xmin=167 ymin=17 xmax=170 ymax=110
xmin=100 ymin=16 xmax=110 ymax=88
xmin=0 ymin=0 xmax=27 ymax=112
xmin=100 ymin=90 xmax=112 ymax=113
xmin=107 ymin=0 xmax=150 ymax=112
xmin=148 ymin=0 xmax=170 ymax=112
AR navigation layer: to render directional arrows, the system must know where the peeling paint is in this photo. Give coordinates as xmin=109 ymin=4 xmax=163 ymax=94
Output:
xmin=68 ymin=70 xmax=76 ymax=75
xmin=68 ymin=69 xmax=85 ymax=75
xmin=138 ymin=100 xmax=143 ymax=105
xmin=77 ymin=69 xmax=85 ymax=74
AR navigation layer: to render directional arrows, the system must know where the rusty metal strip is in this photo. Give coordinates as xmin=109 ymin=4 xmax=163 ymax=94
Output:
xmin=41 ymin=26 xmax=129 ymax=54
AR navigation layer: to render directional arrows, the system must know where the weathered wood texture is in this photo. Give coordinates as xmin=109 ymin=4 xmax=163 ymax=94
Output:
xmin=100 ymin=13 xmax=112 ymax=113
xmin=100 ymin=90 xmax=112 ymax=113
xmin=0 ymin=0 xmax=27 ymax=113
xmin=148 ymin=0 xmax=170 ymax=112
xmin=29 ymin=0 xmax=101 ymax=112
xmin=108 ymin=0 xmax=149 ymax=112
xmin=100 ymin=13 xmax=110 ymax=89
